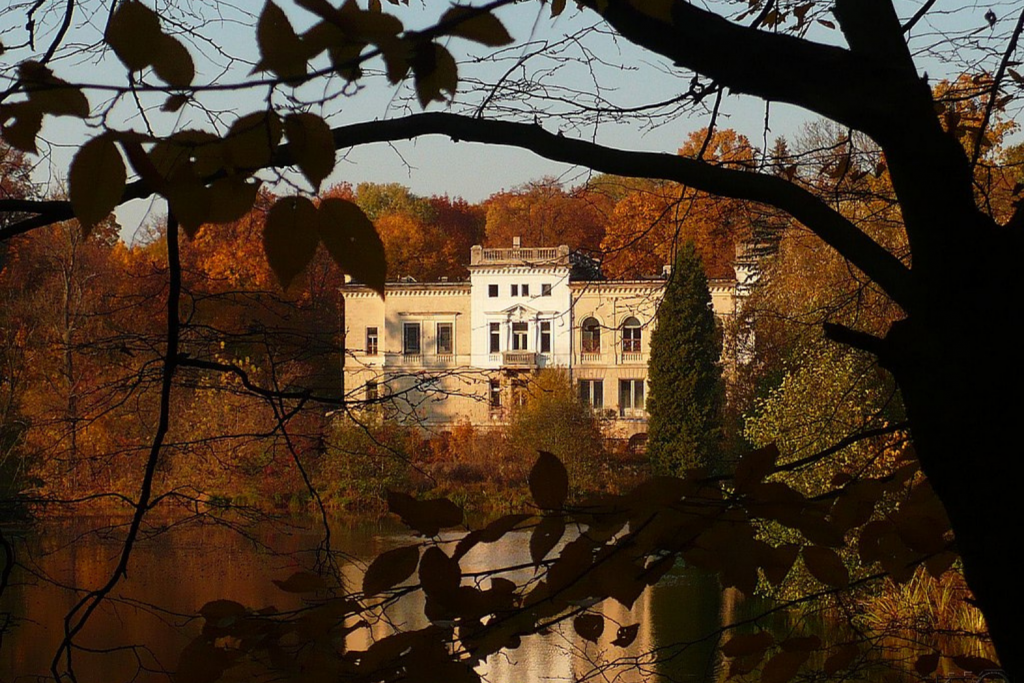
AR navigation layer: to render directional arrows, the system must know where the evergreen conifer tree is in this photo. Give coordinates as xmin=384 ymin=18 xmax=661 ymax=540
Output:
xmin=646 ymin=242 xmax=725 ymax=475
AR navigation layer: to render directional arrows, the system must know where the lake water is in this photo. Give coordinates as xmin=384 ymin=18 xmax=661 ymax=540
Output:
xmin=0 ymin=515 xmax=758 ymax=683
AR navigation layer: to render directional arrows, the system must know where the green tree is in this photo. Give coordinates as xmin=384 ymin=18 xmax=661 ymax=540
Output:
xmin=503 ymin=369 xmax=604 ymax=493
xmin=646 ymin=242 xmax=725 ymax=475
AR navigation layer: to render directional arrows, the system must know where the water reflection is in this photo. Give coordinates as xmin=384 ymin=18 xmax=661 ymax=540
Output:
xmin=1 ymin=516 xmax=741 ymax=683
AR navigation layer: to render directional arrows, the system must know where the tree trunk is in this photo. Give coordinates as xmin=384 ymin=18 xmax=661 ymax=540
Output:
xmin=886 ymin=271 xmax=1023 ymax=677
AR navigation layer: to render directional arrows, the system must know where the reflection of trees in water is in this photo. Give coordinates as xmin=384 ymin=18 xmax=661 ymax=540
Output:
xmin=2 ymin=520 xmax=744 ymax=683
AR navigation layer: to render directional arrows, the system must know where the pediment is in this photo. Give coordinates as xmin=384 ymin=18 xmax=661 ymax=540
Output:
xmin=497 ymin=303 xmax=540 ymax=320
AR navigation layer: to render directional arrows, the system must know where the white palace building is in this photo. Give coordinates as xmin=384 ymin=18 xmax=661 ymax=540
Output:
xmin=341 ymin=239 xmax=745 ymax=437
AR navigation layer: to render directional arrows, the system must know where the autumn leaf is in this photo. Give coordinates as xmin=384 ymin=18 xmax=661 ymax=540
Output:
xmin=318 ymin=197 xmax=387 ymax=296
xmin=69 ymin=135 xmax=127 ymax=235
xmin=411 ymin=42 xmax=458 ymax=107
xmin=529 ymin=514 xmax=566 ymax=563
xmin=272 ymin=571 xmax=326 ymax=593
xmin=362 ymin=544 xmax=420 ymax=597
xmin=440 ymin=7 xmax=513 ymax=47
xmin=256 ymin=1 xmax=308 ymax=80
xmin=262 ymin=195 xmax=320 ymax=289
xmin=105 ymin=0 xmax=164 ymax=71
xmin=284 ymin=113 xmax=335 ymax=190
xmin=611 ymin=623 xmax=639 ymax=647
xmin=529 ymin=451 xmax=569 ymax=510
xmin=572 ymin=613 xmax=604 ymax=643
xmin=761 ymin=650 xmax=811 ymax=683
xmin=802 ymin=545 xmax=850 ymax=588
xmin=386 ymin=490 xmax=463 ymax=536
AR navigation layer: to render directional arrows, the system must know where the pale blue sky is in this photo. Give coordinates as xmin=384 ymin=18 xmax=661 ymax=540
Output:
xmin=4 ymin=0 xmax=1015 ymax=240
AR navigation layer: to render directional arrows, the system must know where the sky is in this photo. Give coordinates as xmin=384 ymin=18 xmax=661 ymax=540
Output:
xmin=3 ymin=0 xmax=1016 ymax=241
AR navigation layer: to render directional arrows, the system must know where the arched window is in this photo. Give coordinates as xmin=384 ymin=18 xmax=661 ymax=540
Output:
xmin=622 ymin=317 xmax=642 ymax=353
xmin=581 ymin=317 xmax=601 ymax=354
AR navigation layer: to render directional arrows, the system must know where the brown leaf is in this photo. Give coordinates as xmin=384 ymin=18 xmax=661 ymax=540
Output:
xmin=611 ymin=623 xmax=639 ymax=647
xmin=951 ymin=654 xmax=1000 ymax=673
xmin=779 ymin=635 xmax=821 ymax=652
xmin=256 ymin=1 xmax=308 ymax=80
xmin=151 ymin=34 xmax=195 ymax=87
xmin=198 ymin=599 xmax=248 ymax=620
xmin=105 ymin=0 xmax=163 ymax=71
xmin=914 ymin=652 xmax=941 ymax=676
xmin=802 ymin=546 xmax=850 ymax=588
xmin=824 ymin=643 xmax=860 ymax=675
xmin=411 ymin=42 xmax=458 ymax=107
xmin=205 ymin=176 xmax=261 ymax=225
xmin=721 ymin=630 xmax=773 ymax=658
xmin=529 ymin=451 xmax=569 ymax=510
xmin=318 ymin=197 xmax=387 ymax=296
xmin=362 ymin=544 xmax=420 ymax=597
xmin=455 ymin=514 xmax=531 ymax=559
xmin=69 ymin=135 xmax=126 ymax=235
xmin=386 ymin=490 xmax=463 ymax=536
xmin=224 ymin=111 xmax=282 ymax=171
xmin=572 ymin=613 xmax=604 ymax=643
xmin=263 ymin=195 xmax=320 ymax=289
xmin=529 ymin=515 xmax=566 ymax=564
xmin=441 ymin=7 xmax=514 ymax=47
xmin=734 ymin=443 xmax=778 ymax=491
xmin=0 ymin=102 xmax=43 ymax=153
xmin=762 ymin=650 xmax=810 ymax=683
xmin=19 ymin=61 xmax=89 ymax=117
xmin=284 ymin=113 xmax=335 ymax=190
xmin=272 ymin=571 xmax=326 ymax=593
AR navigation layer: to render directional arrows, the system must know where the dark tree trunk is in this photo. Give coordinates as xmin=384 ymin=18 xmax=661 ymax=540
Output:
xmin=885 ymin=251 xmax=1024 ymax=677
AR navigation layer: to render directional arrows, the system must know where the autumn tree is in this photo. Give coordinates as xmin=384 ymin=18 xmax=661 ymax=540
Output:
xmin=2 ymin=0 xmax=1024 ymax=678
xmin=483 ymin=178 xmax=609 ymax=251
xmin=646 ymin=242 xmax=725 ymax=475
xmin=599 ymin=130 xmax=760 ymax=280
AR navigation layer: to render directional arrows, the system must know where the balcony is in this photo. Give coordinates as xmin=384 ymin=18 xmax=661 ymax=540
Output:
xmin=502 ymin=351 xmax=538 ymax=368
xmin=580 ymin=352 xmax=603 ymax=364
xmin=473 ymin=246 xmax=567 ymax=265
xmin=395 ymin=354 xmax=458 ymax=367
xmin=621 ymin=352 xmax=645 ymax=364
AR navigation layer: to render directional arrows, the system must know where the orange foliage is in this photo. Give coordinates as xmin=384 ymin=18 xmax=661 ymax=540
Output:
xmin=483 ymin=178 xmax=610 ymax=251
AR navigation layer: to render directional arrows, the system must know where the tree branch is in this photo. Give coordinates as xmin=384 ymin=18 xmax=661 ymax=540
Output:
xmin=0 ymin=113 xmax=914 ymax=307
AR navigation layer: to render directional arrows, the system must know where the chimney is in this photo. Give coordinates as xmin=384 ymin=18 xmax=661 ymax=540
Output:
xmin=513 ymin=236 xmax=521 ymax=248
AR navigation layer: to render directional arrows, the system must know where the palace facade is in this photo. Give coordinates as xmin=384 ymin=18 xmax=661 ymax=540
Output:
xmin=341 ymin=240 xmax=742 ymax=437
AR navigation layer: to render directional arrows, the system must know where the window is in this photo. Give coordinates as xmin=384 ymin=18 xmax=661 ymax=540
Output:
xmin=522 ymin=284 xmax=530 ymax=297
xmin=579 ymin=379 xmax=603 ymax=409
xmin=541 ymin=283 xmax=552 ymax=296
xmin=489 ymin=322 xmax=501 ymax=353
xmin=365 ymin=327 xmax=378 ymax=355
xmin=489 ymin=378 xmax=501 ymax=408
xmin=436 ymin=323 xmax=453 ymax=355
xmin=488 ymin=284 xmax=498 ymax=298
xmin=540 ymin=321 xmax=551 ymax=353
xmin=581 ymin=317 xmax=601 ymax=354
xmin=619 ymin=379 xmax=645 ymax=414
xmin=511 ymin=284 xmax=519 ymax=297
xmin=403 ymin=323 xmax=421 ymax=355
xmin=512 ymin=378 xmax=528 ymax=407
xmin=512 ymin=322 xmax=528 ymax=350
xmin=622 ymin=317 xmax=642 ymax=353
xmin=365 ymin=380 xmax=378 ymax=402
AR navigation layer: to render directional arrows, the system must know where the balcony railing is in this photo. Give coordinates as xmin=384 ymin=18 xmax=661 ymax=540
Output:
xmin=502 ymin=351 xmax=537 ymax=368
xmin=479 ymin=247 xmax=560 ymax=262
xmin=621 ymin=352 xmax=644 ymax=363
xmin=396 ymin=354 xmax=458 ymax=367
xmin=581 ymin=352 xmax=603 ymax=364
xmin=620 ymin=407 xmax=647 ymax=419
